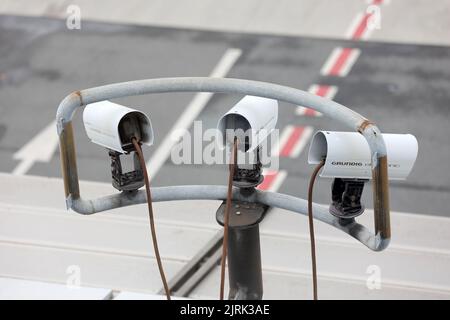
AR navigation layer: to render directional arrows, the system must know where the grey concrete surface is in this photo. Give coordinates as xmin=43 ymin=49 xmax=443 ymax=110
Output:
xmin=0 ymin=15 xmax=449 ymax=217
xmin=0 ymin=0 xmax=449 ymax=46
xmin=371 ymin=0 xmax=450 ymax=46
xmin=2 ymin=173 xmax=450 ymax=299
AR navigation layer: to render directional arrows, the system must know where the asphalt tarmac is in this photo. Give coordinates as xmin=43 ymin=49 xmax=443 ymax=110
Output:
xmin=0 ymin=14 xmax=449 ymax=216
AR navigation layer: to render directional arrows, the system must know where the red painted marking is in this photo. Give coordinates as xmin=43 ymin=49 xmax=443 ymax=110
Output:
xmin=279 ymin=127 xmax=305 ymax=157
xmin=328 ymin=48 xmax=353 ymax=76
xmin=257 ymin=172 xmax=277 ymax=190
xmin=352 ymin=13 xmax=372 ymax=40
xmin=372 ymin=0 xmax=383 ymax=5
xmin=304 ymin=108 xmax=317 ymax=116
xmin=303 ymin=85 xmax=330 ymax=116
xmin=315 ymin=85 xmax=330 ymax=97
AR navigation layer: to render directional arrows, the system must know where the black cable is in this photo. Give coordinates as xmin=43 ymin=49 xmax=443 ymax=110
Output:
xmin=132 ymin=137 xmax=171 ymax=300
xmin=219 ymin=137 xmax=238 ymax=300
xmin=307 ymin=160 xmax=325 ymax=300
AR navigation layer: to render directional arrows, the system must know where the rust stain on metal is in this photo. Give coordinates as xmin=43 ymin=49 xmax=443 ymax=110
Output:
xmin=357 ymin=119 xmax=375 ymax=133
xmin=372 ymin=155 xmax=391 ymax=239
xmin=71 ymin=90 xmax=84 ymax=105
xmin=59 ymin=122 xmax=80 ymax=199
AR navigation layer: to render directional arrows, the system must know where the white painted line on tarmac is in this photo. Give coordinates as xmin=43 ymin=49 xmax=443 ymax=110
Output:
xmin=368 ymin=0 xmax=389 ymax=6
xmin=346 ymin=12 xmax=374 ymax=40
xmin=257 ymin=170 xmax=287 ymax=192
xmin=146 ymin=48 xmax=242 ymax=175
xmin=321 ymin=47 xmax=361 ymax=77
xmin=288 ymin=126 xmax=314 ymax=158
xmin=320 ymin=47 xmax=343 ymax=76
xmin=12 ymin=120 xmax=58 ymax=175
xmin=275 ymin=125 xmax=314 ymax=158
xmin=339 ymin=48 xmax=361 ymax=76
xmin=271 ymin=125 xmax=296 ymax=157
xmin=346 ymin=12 xmax=365 ymax=39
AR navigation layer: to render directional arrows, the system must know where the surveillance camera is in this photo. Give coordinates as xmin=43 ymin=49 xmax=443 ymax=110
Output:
xmin=83 ymin=101 xmax=154 ymax=192
xmin=308 ymin=131 xmax=418 ymax=219
xmin=216 ymin=95 xmax=278 ymax=188
xmin=83 ymin=101 xmax=154 ymax=153
xmin=217 ymin=95 xmax=278 ymax=152
xmin=308 ymin=131 xmax=418 ymax=180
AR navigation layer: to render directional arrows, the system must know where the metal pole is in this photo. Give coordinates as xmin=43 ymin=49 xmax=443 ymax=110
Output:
xmin=216 ymin=195 xmax=268 ymax=300
xmin=227 ymin=224 xmax=263 ymax=300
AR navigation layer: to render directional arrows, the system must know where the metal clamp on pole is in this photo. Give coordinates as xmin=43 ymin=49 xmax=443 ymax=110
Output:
xmin=56 ymin=77 xmax=391 ymax=251
xmin=216 ymin=200 xmax=267 ymax=300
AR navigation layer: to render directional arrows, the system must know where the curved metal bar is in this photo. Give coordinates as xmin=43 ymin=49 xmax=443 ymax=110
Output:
xmin=56 ymin=77 xmax=390 ymax=250
xmin=70 ymin=185 xmax=386 ymax=251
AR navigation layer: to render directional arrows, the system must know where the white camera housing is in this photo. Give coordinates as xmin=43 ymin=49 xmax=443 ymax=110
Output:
xmin=308 ymin=131 xmax=418 ymax=180
xmin=217 ymin=95 xmax=278 ymax=152
xmin=83 ymin=101 xmax=153 ymax=153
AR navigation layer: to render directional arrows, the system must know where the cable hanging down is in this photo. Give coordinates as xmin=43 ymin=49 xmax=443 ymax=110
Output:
xmin=307 ymin=160 xmax=325 ymax=300
xmin=132 ymin=137 xmax=171 ymax=300
xmin=219 ymin=137 xmax=238 ymax=300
